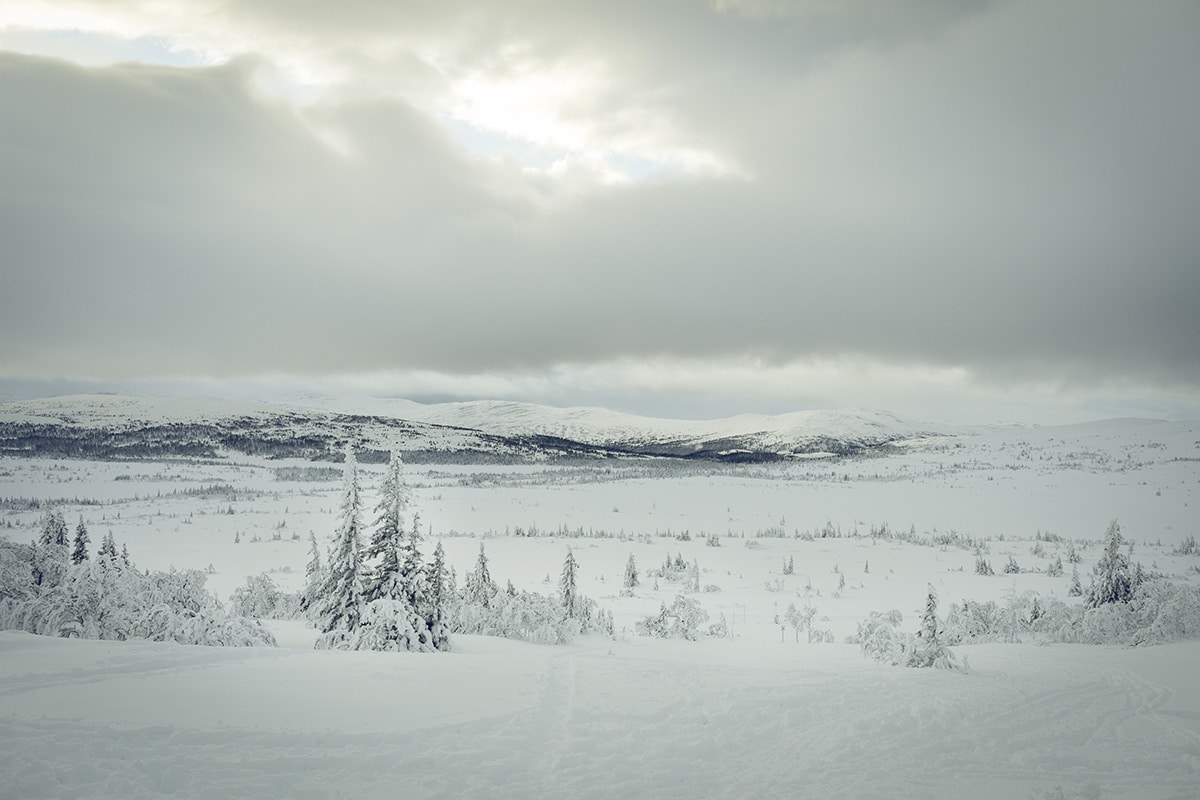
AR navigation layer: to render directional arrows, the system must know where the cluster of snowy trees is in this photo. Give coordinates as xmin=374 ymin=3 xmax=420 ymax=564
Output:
xmin=300 ymin=449 xmax=450 ymax=652
xmin=299 ymin=448 xmax=613 ymax=651
xmin=857 ymin=521 xmax=1200 ymax=664
xmin=451 ymin=543 xmax=613 ymax=644
xmin=0 ymin=510 xmax=275 ymax=646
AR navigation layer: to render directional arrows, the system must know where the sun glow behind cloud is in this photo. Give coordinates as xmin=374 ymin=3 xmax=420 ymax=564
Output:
xmin=0 ymin=5 xmax=731 ymax=185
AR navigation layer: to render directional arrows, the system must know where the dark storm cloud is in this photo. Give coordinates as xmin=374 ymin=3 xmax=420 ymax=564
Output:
xmin=1 ymin=0 xmax=1198 ymax=402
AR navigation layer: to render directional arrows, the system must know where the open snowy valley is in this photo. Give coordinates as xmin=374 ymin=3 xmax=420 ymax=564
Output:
xmin=2 ymin=398 xmax=1199 ymax=799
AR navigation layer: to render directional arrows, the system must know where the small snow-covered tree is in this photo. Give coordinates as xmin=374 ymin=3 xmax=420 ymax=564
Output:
xmin=560 ymin=549 xmax=579 ymax=618
xmin=1068 ymin=565 xmax=1084 ymax=597
xmin=463 ymin=542 xmax=498 ymax=609
xmin=71 ymin=518 xmax=90 ymax=565
xmin=1087 ymin=520 xmax=1138 ymax=608
xmin=623 ymin=554 xmax=639 ymax=589
xmin=909 ymin=584 xmax=958 ymax=668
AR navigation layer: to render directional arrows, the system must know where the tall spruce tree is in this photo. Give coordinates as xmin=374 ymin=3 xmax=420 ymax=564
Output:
xmin=317 ymin=445 xmax=366 ymax=637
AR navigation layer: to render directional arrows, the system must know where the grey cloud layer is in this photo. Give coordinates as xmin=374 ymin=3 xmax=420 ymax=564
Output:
xmin=2 ymin=0 xmax=1198 ymax=391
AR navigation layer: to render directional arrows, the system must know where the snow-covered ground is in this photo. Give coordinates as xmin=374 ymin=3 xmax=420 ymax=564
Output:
xmin=1 ymin=418 xmax=1199 ymax=798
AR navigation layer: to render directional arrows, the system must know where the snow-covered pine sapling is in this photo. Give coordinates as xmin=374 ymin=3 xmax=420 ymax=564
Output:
xmin=837 ymin=572 xmax=846 ymax=592
xmin=863 ymin=560 xmax=869 ymax=574
xmin=975 ymin=556 xmax=994 ymax=575
xmin=623 ymin=553 xmax=639 ymax=589
xmin=1003 ymin=556 xmax=1020 ymax=574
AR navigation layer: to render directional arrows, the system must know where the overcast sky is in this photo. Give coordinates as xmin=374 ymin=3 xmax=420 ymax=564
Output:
xmin=2 ymin=0 xmax=1198 ymax=423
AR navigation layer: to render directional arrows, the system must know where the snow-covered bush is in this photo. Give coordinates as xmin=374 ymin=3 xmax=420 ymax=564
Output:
xmin=0 ymin=535 xmax=275 ymax=647
xmin=455 ymin=588 xmax=608 ymax=644
xmin=942 ymin=579 xmax=1200 ymax=648
xmin=636 ymin=595 xmax=709 ymax=641
xmin=230 ymin=573 xmax=303 ymax=620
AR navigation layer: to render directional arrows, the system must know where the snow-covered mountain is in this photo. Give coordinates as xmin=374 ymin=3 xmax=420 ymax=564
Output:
xmin=330 ymin=398 xmax=955 ymax=458
xmin=0 ymin=393 xmax=957 ymax=462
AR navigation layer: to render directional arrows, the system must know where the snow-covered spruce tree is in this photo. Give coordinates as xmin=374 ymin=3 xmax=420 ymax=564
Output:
xmin=39 ymin=510 xmax=69 ymax=548
xmin=401 ymin=512 xmax=428 ymax=613
xmin=560 ymin=549 xmax=579 ymax=619
xmin=425 ymin=540 xmax=451 ymax=650
xmin=1069 ymin=565 xmax=1083 ymax=597
xmin=364 ymin=451 xmax=407 ymax=602
xmin=1086 ymin=520 xmax=1139 ymax=608
xmin=71 ymin=518 xmax=90 ymax=565
xmin=353 ymin=477 xmax=434 ymax=654
xmin=31 ymin=509 xmax=70 ymax=588
xmin=623 ymin=553 xmax=639 ymax=589
xmin=97 ymin=532 xmax=118 ymax=561
xmin=314 ymin=446 xmax=367 ymax=648
xmin=909 ymin=584 xmax=957 ymax=669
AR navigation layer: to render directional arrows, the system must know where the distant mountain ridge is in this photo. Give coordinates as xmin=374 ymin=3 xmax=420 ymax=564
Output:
xmin=0 ymin=393 xmax=958 ymax=463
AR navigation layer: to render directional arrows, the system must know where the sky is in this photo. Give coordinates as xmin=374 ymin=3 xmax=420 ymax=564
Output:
xmin=1 ymin=0 xmax=1198 ymax=424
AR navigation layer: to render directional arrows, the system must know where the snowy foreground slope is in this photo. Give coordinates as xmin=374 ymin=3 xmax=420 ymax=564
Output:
xmin=1 ymin=408 xmax=1199 ymax=798
xmin=3 ymin=631 xmax=1200 ymax=800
